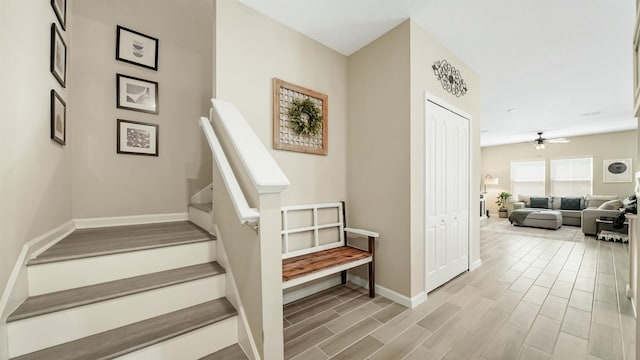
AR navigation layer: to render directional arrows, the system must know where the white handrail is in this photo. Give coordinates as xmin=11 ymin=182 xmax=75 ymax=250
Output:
xmin=210 ymin=99 xmax=290 ymax=194
xmin=199 ymin=117 xmax=259 ymax=225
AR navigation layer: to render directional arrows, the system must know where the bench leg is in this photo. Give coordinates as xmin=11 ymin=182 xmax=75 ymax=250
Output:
xmin=341 ymin=270 xmax=347 ymax=284
xmin=368 ymin=235 xmax=375 ymax=298
xmin=368 ymin=262 xmax=375 ymax=298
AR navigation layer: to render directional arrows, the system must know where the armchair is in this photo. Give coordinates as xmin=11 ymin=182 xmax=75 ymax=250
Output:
xmin=581 ymin=208 xmax=623 ymax=235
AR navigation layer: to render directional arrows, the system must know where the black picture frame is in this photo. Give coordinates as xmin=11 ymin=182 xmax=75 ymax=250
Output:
xmin=116 ymin=25 xmax=159 ymax=71
xmin=51 ymin=90 xmax=66 ymax=145
xmin=116 ymin=74 xmax=159 ymax=114
xmin=51 ymin=0 xmax=66 ymax=30
xmin=50 ymin=23 xmax=67 ymax=88
xmin=117 ymin=119 xmax=159 ymax=156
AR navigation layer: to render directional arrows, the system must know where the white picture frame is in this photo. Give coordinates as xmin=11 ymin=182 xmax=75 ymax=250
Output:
xmin=603 ymin=158 xmax=632 ymax=183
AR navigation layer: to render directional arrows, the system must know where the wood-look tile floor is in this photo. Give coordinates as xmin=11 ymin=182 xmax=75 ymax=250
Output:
xmin=283 ymin=218 xmax=635 ymax=360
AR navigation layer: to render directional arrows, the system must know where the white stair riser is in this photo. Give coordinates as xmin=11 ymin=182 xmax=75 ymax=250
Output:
xmin=8 ymin=276 xmax=226 ymax=357
xmin=28 ymin=241 xmax=217 ymax=295
xmin=188 ymin=207 xmax=212 ymax=234
xmin=115 ymin=316 xmax=237 ymax=360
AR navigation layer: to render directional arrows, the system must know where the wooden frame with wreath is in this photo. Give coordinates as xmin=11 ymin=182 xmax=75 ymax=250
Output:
xmin=272 ymin=78 xmax=328 ymax=155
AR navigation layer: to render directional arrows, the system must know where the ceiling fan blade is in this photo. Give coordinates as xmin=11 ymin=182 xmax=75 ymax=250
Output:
xmin=546 ymin=138 xmax=570 ymax=143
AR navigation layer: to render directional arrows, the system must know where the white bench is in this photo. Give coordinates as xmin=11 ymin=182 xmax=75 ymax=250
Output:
xmin=280 ymin=202 xmax=379 ymax=297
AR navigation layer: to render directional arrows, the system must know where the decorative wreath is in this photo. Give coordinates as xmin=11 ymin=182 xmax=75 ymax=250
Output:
xmin=287 ymin=97 xmax=322 ymax=136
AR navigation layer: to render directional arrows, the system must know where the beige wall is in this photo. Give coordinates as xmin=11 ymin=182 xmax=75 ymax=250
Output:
xmin=70 ymin=0 xmax=213 ymax=218
xmin=347 ymin=21 xmax=413 ymax=296
xmin=214 ymin=0 xmax=348 ymax=207
xmin=0 ymin=0 xmax=73 ymax=312
xmin=347 ymin=20 xmax=481 ymax=300
xmin=214 ymin=0 xmax=347 ymax=355
xmin=409 ymin=21 xmax=482 ymax=297
xmin=482 ymin=130 xmax=637 ymax=214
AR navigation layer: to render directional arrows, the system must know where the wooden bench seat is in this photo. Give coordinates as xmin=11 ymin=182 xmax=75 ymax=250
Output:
xmin=280 ymin=202 xmax=378 ymax=297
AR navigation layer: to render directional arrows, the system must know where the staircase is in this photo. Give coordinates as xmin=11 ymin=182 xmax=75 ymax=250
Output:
xmin=6 ymin=210 xmax=249 ymax=359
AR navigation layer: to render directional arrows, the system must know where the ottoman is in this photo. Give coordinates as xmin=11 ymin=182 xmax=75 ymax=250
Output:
xmin=512 ymin=209 xmax=562 ymax=230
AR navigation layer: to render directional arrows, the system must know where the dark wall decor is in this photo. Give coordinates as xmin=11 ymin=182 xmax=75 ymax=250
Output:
xmin=116 ymin=25 xmax=159 ymax=71
xmin=50 ymin=23 xmax=67 ymax=88
xmin=117 ymin=119 xmax=159 ymax=156
xmin=272 ymin=78 xmax=328 ymax=155
xmin=51 ymin=0 xmax=66 ymax=30
xmin=51 ymin=90 xmax=66 ymax=145
xmin=116 ymin=74 xmax=159 ymax=114
xmin=432 ymin=60 xmax=467 ymax=97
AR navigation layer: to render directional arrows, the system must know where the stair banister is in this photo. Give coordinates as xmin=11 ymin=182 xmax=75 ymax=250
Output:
xmin=210 ymin=99 xmax=289 ymax=195
xmin=200 ymin=99 xmax=288 ymax=359
xmin=199 ymin=117 xmax=260 ymax=226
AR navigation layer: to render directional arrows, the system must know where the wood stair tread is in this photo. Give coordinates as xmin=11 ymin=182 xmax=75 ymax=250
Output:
xmin=282 ymin=246 xmax=372 ymax=282
xmin=30 ymin=221 xmax=216 ymax=265
xmin=199 ymin=344 xmax=248 ymax=360
xmin=190 ymin=202 xmax=213 ymax=213
xmin=10 ymin=298 xmax=237 ymax=360
xmin=8 ymin=262 xmax=225 ymax=322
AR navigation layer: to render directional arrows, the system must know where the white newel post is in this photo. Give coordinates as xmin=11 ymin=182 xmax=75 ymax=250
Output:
xmin=259 ymin=193 xmax=284 ymax=359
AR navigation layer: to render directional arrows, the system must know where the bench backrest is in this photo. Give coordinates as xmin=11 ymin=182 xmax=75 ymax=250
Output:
xmin=281 ymin=202 xmax=345 ymax=259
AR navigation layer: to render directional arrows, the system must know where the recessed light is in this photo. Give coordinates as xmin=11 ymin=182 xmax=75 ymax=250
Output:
xmin=506 ymin=108 xmax=517 ymax=113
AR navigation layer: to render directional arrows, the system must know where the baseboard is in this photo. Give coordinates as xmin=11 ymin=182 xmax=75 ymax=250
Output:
xmin=74 ymin=213 xmax=189 ymax=229
xmin=347 ymin=275 xmax=427 ymax=308
xmin=213 ymin=224 xmax=259 ymax=360
xmin=283 ymin=277 xmax=343 ymax=305
xmin=0 ymin=220 xmax=75 ymax=359
xmin=0 ymin=220 xmax=75 ymax=319
xmin=470 ymin=258 xmax=482 ymax=271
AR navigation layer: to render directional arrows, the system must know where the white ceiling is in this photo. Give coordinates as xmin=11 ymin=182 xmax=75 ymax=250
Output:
xmin=238 ymin=0 xmax=637 ymax=147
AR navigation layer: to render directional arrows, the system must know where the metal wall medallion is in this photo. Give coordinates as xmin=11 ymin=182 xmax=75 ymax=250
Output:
xmin=432 ymin=60 xmax=467 ymax=97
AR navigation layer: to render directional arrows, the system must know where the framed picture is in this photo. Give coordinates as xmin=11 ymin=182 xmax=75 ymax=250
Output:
xmin=117 ymin=119 xmax=159 ymax=156
xmin=272 ymin=78 xmax=328 ymax=156
xmin=603 ymin=159 xmax=632 ymax=183
xmin=50 ymin=23 xmax=67 ymax=87
xmin=116 ymin=74 xmax=159 ymax=114
xmin=116 ymin=25 xmax=159 ymax=70
xmin=51 ymin=90 xmax=66 ymax=145
xmin=51 ymin=0 xmax=66 ymax=30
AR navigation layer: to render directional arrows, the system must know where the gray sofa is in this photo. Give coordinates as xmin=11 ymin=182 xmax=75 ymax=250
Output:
xmin=511 ymin=195 xmax=584 ymax=226
xmin=511 ymin=195 xmax=622 ymax=234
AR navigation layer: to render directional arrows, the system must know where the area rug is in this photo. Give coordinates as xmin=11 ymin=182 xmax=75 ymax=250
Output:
xmin=481 ymin=218 xmax=581 ymax=241
xmin=597 ymin=230 xmax=629 ymax=243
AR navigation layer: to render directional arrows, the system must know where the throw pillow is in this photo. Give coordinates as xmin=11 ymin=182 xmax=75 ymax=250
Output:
xmin=560 ymin=197 xmax=582 ymax=210
xmin=518 ymin=194 xmax=531 ymax=207
xmin=530 ymin=197 xmax=549 ymax=209
xmin=598 ymin=199 xmax=623 ymax=210
xmin=585 ymin=195 xmax=617 ymax=208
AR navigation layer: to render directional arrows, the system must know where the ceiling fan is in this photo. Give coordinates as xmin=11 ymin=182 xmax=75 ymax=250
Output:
xmin=534 ymin=132 xmax=570 ymax=149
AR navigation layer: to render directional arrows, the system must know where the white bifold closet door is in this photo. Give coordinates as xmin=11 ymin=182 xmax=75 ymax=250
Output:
xmin=425 ymin=97 xmax=470 ymax=293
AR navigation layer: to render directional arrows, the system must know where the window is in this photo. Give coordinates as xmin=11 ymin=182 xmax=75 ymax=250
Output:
xmin=511 ymin=160 xmax=545 ymax=199
xmin=551 ymin=157 xmax=592 ymax=196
